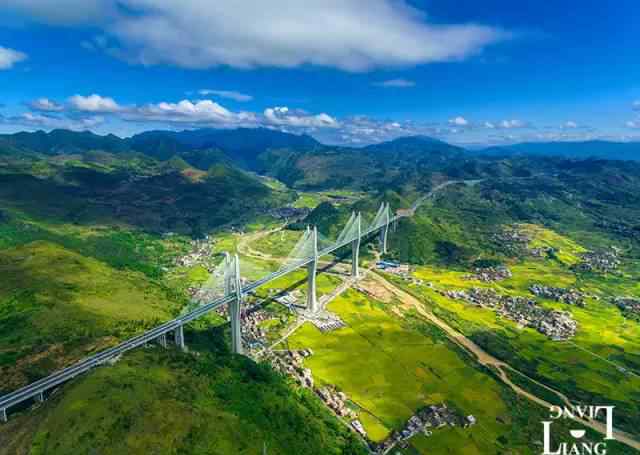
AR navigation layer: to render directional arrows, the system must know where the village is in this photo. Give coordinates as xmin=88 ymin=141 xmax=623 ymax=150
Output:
xmin=529 ymin=284 xmax=586 ymax=307
xmin=613 ymin=296 xmax=640 ymax=321
xmin=466 ymin=265 xmax=512 ymax=282
xmin=374 ymin=404 xmax=475 ymax=454
xmin=442 ymin=287 xmax=578 ymax=340
xmin=576 ymin=249 xmax=621 ymax=273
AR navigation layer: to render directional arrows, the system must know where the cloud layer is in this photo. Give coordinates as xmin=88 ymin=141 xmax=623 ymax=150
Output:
xmin=197 ymin=89 xmax=253 ymax=102
xmin=6 ymin=0 xmax=507 ymax=71
xmin=0 ymin=46 xmax=27 ymax=70
xmin=373 ymin=78 xmax=416 ymax=88
xmin=8 ymin=94 xmax=637 ymax=146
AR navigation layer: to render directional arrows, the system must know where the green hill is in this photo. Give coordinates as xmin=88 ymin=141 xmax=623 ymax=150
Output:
xmin=1 ymin=349 xmax=366 ymax=455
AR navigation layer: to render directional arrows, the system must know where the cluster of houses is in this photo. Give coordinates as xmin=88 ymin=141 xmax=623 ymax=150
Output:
xmin=576 ymin=250 xmax=621 ymax=274
xmin=613 ymin=297 xmax=640 ymax=320
xmin=491 ymin=229 xmax=531 ymax=254
xmin=466 ymin=265 xmax=512 ymax=282
xmin=501 ymin=298 xmax=577 ymax=340
xmin=268 ymin=207 xmax=310 ymax=221
xmin=267 ymin=349 xmax=315 ymax=388
xmin=174 ymin=237 xmax=215 ymax=269
xmin=240 ymin=306 xmax=274 ymax=350
xmin=442 ymin=287 xmax=577 ymax=340
xmin=317 ymin=387 xmax=358 ymax=421
xmin=374 ymin=404 xmax=474 ymax=454
xmin=376 ymin=260 xmax=410 ymax=276
xmin=529 ymin=284 xmax=586 ymax=307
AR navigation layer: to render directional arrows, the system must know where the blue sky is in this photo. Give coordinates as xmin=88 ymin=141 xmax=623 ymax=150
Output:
xmin=0 ymin=0 xmax=639 ymax=146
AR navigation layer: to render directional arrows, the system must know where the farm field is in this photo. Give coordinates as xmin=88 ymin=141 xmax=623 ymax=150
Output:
xmin=286 ymin=286 xmax=620 ymax=454
xmin=390 ymin=224 xmax=640 ymax=437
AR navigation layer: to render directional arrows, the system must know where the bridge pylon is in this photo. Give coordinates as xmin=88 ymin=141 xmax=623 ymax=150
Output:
xmin=229 ymin=254 xmax=244 ymax=355
xmin=351 ymin=212 xmax=361 ymax=278
xmin=174 ymin=325 xmax=186 ymax=351
xmin=307 ymin=226 xmax=319 ymax=312
xmin=379 ymin=203 xmax=391 ymax=254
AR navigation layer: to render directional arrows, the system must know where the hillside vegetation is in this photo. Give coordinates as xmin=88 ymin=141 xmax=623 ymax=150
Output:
xmin=1 ymin=348 xmax=366 ymax=455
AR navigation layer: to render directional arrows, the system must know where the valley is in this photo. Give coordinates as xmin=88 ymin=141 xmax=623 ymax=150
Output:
xmin=0 ymin=129 xmax=639 ymax=454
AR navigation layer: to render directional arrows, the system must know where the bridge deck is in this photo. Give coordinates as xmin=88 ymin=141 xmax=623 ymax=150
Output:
xmin=0 ymin=216 xmax=401 ymax=415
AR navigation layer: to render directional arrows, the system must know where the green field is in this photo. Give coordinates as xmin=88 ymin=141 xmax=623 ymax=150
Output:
xmin=391 ymin=224 xmax=640 ymax=436
xmin=286 ymin=288 xmax=621 ymax=454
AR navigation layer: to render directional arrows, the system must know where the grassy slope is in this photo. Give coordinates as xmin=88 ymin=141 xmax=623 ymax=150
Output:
xmin=0 ymin=241 xmax=179 ymax=393
xmin=1 ymin=348 xmax=366 ymax=455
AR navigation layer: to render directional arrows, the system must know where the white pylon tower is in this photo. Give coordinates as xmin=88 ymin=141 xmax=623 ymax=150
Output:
xmin=379 ymin=203 xmax=391 ymax=254
xmin=351 ymin=212 xmax=361 ymax=277
xmin=224 ymin=252 xmax=243 ymax=355
xmin=307 ymin=226 xmax=319 ymax=312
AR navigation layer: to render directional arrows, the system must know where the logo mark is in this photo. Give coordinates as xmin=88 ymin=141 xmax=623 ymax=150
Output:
xmin=542 ymin=405 xmax=615 ymax=455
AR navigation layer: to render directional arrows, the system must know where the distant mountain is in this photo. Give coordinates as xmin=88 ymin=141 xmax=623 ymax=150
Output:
xmin=362 ymin=135 xmax=467 ymax=168
xmin=0 ymin=127 xmax=322 ymax=171
xmin=478 ymin=140 xmax=640 ymax=161
xmin=128 ymin=127 xmax=322 ymax=169
xmin=0 ymin=129 xmax=127 ymax=155
xmin=364 ymin=135 xmax=462 ymax=154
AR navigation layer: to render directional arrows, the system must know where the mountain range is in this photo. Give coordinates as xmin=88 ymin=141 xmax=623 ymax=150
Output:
xmin=2 ymin=128 xmax=639 ymax=163
xmin=2 ymin=128 xmax=640 ymax=191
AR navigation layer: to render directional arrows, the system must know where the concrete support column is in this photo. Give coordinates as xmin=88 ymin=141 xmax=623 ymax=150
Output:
xmin=1 ymin=408 xmax=6 ymax=423
xmin=157 ymin=333 xmax=167 ymax=348
xmin=307 ymin=226 xmax=319 ymax=312
xmin=35 ymin=392 xmax=44 ymax=403
xmin=351 ymin=213 xmax=361 ymax=278
xmin=174 ymin=325 xmax=186 ymax=351
xmin=380 ymin=203 xmax=390 ymax=254
xmin=223 ymin=252 xmax=232 ymax=297
xmin=230 ymin=254 xmax=243 ymax=355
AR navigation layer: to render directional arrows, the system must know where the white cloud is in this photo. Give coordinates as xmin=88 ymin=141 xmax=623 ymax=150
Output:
xmin=563 ymin=120 xmax=578 ymax=129
xmin=6 ymin=1 xmax=508 ymax=71
xmin=69 ymin=94 xmax=122 ymax=113
xmin=2 ymin=112 xmax=104 ymax=130
xmin=129 ymin=99 xmax=257 ymax=125
xmin=499 ymin=119 xmax=526 ymax=129
xmin=484 ymin=121 xmax=495 ymax=129
xmin=626 ymin=120 xmax=639 ymax=129
xmin=197 ymin=89 xmax=253 ymax=102
xmin=633 ymin=100 xmax=640 ymax=111
xmin=29 ymin=97 xmax=64 ymax=112
xmin=448 ymin=116 xmax=469 ymax=127
xmin=373 ymin=78 xmax=416 ymax=88
xmin=263 ymin=106 xmax=339 ymax=128
xmin=0 ymin=45 xmax=27 ymax=70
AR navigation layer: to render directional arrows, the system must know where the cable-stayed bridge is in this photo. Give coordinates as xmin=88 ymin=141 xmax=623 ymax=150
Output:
xmin=0 ymin=202 xmax=401 ymax=422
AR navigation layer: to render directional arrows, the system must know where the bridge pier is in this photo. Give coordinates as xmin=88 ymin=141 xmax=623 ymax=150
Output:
xmin=1 ymin=408 xmax=6 ymax=423
xmin=157 ymin=333 xmax=167 ymax=349
xmin=174 ymin=325 xmax=185 ymax=351
xmin=379 ymin=203 xmax=390 ymax=254
xmin=35 ymin=392 xmax=44 ymax=403
xmin=351 ymin=213 xmax=361 ymax=278
xmin=230 ymin=254 xmax=244 ymax=355
xmin=307 ymin=226 xmax=319 ymax=312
